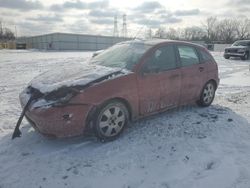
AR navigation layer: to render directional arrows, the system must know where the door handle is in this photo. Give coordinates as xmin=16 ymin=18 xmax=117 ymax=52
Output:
xmin=199 ymin=67 xmax=204 ymax=72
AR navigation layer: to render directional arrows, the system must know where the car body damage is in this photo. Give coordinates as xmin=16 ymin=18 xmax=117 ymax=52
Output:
xmin=29 ymin=63 xmax=125 ymax=93
xmin=13 ymin=39 xmax=219 ymax=140
xmin=13 ymin=69 xmax=128 ymax=139
xmin=21 ymin=69 xmax=127 ymax=108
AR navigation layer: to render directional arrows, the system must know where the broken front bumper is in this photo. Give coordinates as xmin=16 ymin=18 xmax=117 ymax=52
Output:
xmin=20 ymin=89 xmax=92 ymax=138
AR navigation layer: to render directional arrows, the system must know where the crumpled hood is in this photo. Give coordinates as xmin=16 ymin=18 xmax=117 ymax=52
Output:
xmin=29 ymin=63 xmax=122 ymax=94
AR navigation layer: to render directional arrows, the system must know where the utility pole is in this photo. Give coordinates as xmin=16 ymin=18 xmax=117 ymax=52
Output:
xmin=113 ymin=15 xmax=119 ymax=37
xmin=122 ymin=14 xmax=127 ymax=38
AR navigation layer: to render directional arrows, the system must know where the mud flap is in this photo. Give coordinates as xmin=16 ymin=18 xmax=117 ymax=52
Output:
xmin=12 ymin=97 xmax=34 ymax=139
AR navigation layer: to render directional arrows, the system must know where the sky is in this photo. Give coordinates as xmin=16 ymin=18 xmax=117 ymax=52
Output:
xmin=0 ymin=0 xmax=249 ymax=37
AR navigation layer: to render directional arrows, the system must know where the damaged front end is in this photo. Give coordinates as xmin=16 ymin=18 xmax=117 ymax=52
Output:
xmin=12 ymin=86 xmax=86 ymax=139
xmin=12 ymin=70 xmax=126 ymax=139
xmin=33 ymin=86 xmax=81 ymax=109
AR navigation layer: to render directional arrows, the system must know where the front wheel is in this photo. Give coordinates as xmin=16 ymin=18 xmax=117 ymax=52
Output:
xmin=93 ymin=100 xmax=129 ymax=141
xmin=197 ymin=81 xmax=216 ymax=107
xmin=224 ymin=55 xmax=230 ymax=59
xmin=241 ymin=53 xmax=249 ymax=60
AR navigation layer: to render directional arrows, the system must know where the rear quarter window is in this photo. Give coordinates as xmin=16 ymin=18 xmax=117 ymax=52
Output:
xmin=199 ymin=49 xmax=213 ymax=63
xmin=177 ymin=45 xmax=200 ymax=67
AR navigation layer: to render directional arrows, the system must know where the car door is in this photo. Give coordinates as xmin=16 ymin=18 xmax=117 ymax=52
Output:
xmin=197 ymin=48 xmax=216 ymax=82
xmin=137 ymin=44 xmax=181 ymax=116
xmin=176 ymin=45 xmax=204 ymax=105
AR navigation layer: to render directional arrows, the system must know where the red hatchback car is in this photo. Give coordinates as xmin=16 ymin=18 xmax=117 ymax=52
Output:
xmin=15 ymin=39 xmax=219 ymax=140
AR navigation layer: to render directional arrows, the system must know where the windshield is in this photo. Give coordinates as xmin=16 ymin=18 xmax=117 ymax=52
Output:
xmin=232 ymin=41 xmax=250 ymax=47
xmin=90 ymin=42 xmax=152 ymax=70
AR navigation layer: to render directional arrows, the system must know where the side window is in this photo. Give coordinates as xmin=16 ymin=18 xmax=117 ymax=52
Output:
xmin=143 ymin=45 xmax=177 ymax=73
xmin=177 ymin=46 xmax=199 ymax=67
xmin=199 ymin=49 xmax=213 ymax=63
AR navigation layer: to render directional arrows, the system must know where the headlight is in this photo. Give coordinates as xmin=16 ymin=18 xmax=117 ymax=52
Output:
xmin=44 ymin=87 xmax=79 ymax=104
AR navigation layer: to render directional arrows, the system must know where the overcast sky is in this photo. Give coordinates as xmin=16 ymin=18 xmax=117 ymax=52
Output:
xmin=0 ymin=0 xmax=249 ymax=37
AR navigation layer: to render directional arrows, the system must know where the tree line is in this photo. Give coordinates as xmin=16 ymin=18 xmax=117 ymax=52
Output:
xmin=147 ymin=17 xmax=250 ymax=43
xmin=1 ymin=17 xmax=250 ymax=44
xmin=0 ymin=21 xmax=15 ymax=42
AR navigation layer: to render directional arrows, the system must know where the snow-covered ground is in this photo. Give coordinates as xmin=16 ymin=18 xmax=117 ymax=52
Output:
xmin=0 ymin=49 xmax=250 ymax=188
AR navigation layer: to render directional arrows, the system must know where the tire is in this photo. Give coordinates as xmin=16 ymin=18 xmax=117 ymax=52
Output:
xmin=224 ymin=55 xmax=230 ymax=59
xmin=241 ymin=52 xmax=249 ymax=60
xmin=197 ymin=81 xmax=216 ymax=107
xmin=93 ymin=100 xmax=129 ymax=141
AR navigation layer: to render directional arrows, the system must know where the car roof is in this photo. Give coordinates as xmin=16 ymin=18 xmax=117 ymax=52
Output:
xmin=234 ymin=40 xmax=250 ymax=43
xmin=120 ymin=39 xmax=206 ymax=49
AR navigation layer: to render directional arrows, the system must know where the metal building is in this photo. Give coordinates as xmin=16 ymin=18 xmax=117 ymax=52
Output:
xmin=17 ymin=32 xmax=132 ymax=51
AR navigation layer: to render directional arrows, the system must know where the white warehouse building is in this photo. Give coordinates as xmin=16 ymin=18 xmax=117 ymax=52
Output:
xmin=17 ymin=32 xmax=132 ymax=51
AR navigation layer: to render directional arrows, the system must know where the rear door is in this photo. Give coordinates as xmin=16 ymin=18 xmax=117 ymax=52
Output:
xmin=137 ymin=44 xmax=181 ymax=115
xmin=176 ymin=45 xmax=204 ymax=105
xmin=197 ymin=48 xmax=216 ymax=81
xmin=157 ymin=45 xmax=181 ymax=109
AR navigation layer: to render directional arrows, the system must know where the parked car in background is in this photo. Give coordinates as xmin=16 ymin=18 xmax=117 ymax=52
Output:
xmin=16 ymin=39 xmax=219 ymax=141
xmin=224 ymin=40 xmax=250 ymax=60
xmin=92 ymin=49 xmax=104 ymax=57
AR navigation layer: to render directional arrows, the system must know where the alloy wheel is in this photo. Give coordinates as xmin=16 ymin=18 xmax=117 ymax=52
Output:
xmin=98 ymin=105 xmax=126 ymax=137
xmin=202 ymin=83 xmax=215 ymax=105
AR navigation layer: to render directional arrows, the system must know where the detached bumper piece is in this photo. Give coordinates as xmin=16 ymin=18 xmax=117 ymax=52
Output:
xmin=12 ymin=88 xmax=43 ymax=140
xmin=12 ymin=97 xmax=33 ymax=139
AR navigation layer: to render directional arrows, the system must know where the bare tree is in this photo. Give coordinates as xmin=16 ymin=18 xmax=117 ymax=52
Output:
xmin=0 ymin=20 xmax=15 ymax=42
xmin=217 ymin=19 xmax=238 ymax=43
xmin=152 ymin=17 xmax=249 ymax=43
xmin=154 ymin=27 xmax=166 ymax=38
xmin=183 ymin=26 xmax=206 ymax=41
xmin=4 ymin=28 xmax=15 ymax=41
xmin=236 ymin=18 xmax=250 ymax=40
xmin=165 ymin=28 xmax=180 ymax=40
xmin=202 ymin=17 xmax=218 ymax=42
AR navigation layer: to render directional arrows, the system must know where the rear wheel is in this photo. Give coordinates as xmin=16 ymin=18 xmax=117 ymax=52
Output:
xmin=197 ymin=81 xmax=216 ymax=107
xmin=93 ymin=100 xmax=129 ymax=141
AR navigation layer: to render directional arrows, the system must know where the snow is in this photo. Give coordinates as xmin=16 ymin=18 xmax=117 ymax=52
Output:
xmin=0 ymin=49 xmax=250 ymax=188
xmin=30 ymin=63 xmax=121 ymax=94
